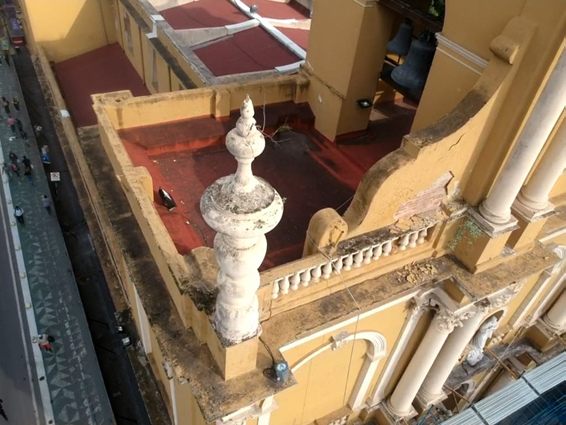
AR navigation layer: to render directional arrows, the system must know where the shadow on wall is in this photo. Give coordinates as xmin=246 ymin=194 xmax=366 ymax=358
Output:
xmin=26 ymin=0 xmax=117 ymax=62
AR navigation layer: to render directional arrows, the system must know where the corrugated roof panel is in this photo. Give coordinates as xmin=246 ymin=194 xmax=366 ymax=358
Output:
xmin=523 ymin=352 xmax=566 ymax=394
xmin=475 ymin=380 xmax=538 ymax=424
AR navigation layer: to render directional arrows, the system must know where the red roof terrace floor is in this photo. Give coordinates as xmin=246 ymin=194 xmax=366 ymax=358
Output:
xmin=161 ymin=0 xmax=249 ymax=30
xmin=118 ymin=100 xmax=416 ymax=268
xmin=54 ymin=43 xmax=150 ymax=128
xmin=194 ymin=26 xmax=301 ymax=76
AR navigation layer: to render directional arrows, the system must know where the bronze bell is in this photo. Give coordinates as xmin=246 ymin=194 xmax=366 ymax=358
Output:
xmin=386 ymin=21 xmax=414 ymax=57
xmin=391 ymin=33 xmax=436 ymax=90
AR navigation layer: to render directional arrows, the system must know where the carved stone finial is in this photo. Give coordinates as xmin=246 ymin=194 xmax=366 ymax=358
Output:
xmin=200 ymin=96 xmax=284 ymax=344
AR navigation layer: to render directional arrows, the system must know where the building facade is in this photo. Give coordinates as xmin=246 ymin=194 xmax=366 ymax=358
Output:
xmin=25 ymin=1 xmax=566 ymax=424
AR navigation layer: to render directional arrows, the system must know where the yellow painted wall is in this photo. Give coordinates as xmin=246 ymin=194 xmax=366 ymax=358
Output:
xmin=140 ymin=36 xmax=173 ymax=93
xmin=271 ymin=300 xmax=409 ymax=425
xmin=305 ymin=0 xmax=394 ymax=140
xmin=412 ymin=48 xmax=481 ymax=131
xmin=175 ymin=380 xmax=207 ymax=425
xmin=498 ymin=274 xmax=540 ymax=330
xmin=21 ymin=0 xmax=117 ymax=62
xmin=117 ymin=2 xmax=145 ymax=82
xmin=443 ymin=0 xmax=526 ymax=61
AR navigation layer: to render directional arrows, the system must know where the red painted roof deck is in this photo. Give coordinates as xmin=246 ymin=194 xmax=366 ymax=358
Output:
xmin=54 ymin=43 xmax=150 ymax=127
xmin=161 ymin=0 xmax=249 ymax=30
xmin=277 ymin=27 xmax=309 ymax=51
xmin=117 ymin=100 xmax=416 ymax=268
xmin=241 ymin=0 xmax=310 ymax=19
xmin=194 ymin=26 xmax=300 ymax=76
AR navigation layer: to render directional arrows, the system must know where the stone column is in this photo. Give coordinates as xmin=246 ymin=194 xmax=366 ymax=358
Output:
xmin=201 ymin=96 xmax=284 ymax=344
xmin=516 ymin=118 xmax=566 ymax=212
xmin=479 ymin=48 xmax=566 ymax=224
xmin=387 ymin=309 xmax=459 ymax=417
xmin=542 ymin=290 xmax=566 ymax=332
xmin=417 ymin=307 xmax=486 ymax=406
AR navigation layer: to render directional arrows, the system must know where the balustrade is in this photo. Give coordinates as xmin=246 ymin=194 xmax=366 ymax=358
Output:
xmin=271 ymin=224 xmax=435 ymax=299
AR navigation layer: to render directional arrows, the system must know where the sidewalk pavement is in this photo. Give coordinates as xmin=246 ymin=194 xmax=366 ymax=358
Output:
xmin=0 ymin=57 xmax=114 ymax=423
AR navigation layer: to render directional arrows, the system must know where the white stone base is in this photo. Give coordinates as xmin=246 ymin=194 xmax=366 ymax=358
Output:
xmin=384 ymin=399 xmax=418 ymax=421
xmin=468 ymin=207 xmax=519 ymax=237
xmin=414 ymin=391 xmax=448 ymax=412
xmin=512 ymin=200 xmax=555 ymax=222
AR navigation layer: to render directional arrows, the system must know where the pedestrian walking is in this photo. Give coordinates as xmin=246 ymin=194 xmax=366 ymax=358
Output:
xmin=2 ymin=39 xmax=11 ymax=66
xmin=7 ymin=116 xmax=16 ymax=135
xmin=12 ymin=97 xmax=19 ymax=112
xmin=15 ymin=118 xmax=23 ymax=132
xmin=1 ymin=162 xmax=11 ymax=180
xmin=0 ymin=398 xmax=7 ymax=421
xmin=14 ymin=206 xmax=24 ymax=225
xmin=37 ymin=334 xmax=54 ymax=352
xmin=2 ymin=97 xmax=9 ymax=114
xmin=8 ymin=151 xmax=17 ymax=164
xmin=42 ymin=195 xmax=51 ymax=214
xmin=22 ymin=156 xmax=33 ymax=184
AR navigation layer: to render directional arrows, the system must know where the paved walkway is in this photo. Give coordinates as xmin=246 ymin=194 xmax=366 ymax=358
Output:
xmin=0 ymin=56 xmax=114 ymax=423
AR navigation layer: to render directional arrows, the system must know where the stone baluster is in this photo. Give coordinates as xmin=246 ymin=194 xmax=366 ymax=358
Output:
xmin=300 ymin=269 xmax=311 ymax=287
xmin=398 ymin=234 xmax=410 ymax=251
xmin=322 ymin=262 xmax=333 ymax=278
xmin=363 ymin=247 xmax=373 ymax=264
xmin=387 ymin=308 xmax=460 ymax=417
xmin=334 ymin=257 xmax=344 ymax=273
xmin=382 ymin=240 xmax=393 ymax=256
xmin=479 ymin=48 xmax=566 ymax=225
xmin=201 ymin=95 xmax=283 ymax=344
xmin=353 ymin=250 xmax=364 ymax=267
xmin=290 ymin=273 xmax=300 ymax=290
xmin=280 ymin=276 xmax=290 ymax=294
xmin=343 ymin=254 xmax=354 ymax=271
xmin=311 ymin=265 xmax=322 ymax=282
xmin=272 ymin=283 xmax=280 ymax=299
xmin=408 ymin=231 xmax=419 ymax=248
xmin=372 ymin=244 xmax=383 ymax=260
xmin=417 ymin=228 xmax=428 ymax=244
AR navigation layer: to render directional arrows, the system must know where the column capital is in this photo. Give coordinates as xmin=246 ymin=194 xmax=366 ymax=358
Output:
xmin=432 ymin=309 xmax=462 ymax=333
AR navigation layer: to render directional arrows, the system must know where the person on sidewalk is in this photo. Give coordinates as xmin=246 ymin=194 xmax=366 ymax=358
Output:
xmin=15 ymin=118 xmax=23 ymax=133
xmin=7 ymin=116 xmax=16 ymax=136
xmin=8 ymin=151 xmax=17 ymax=164
xmin=2 ymin=162 xmax=12 ymax=180
xmin=12 ymin=97 xmax=19 ymax=112
xmin=2 ymin=39 xmax=11 ymax=66
xmin=0 ymin=398 xmax=7 ymax=421
xmin=2 ymin=97 xmax=9 ymax=114
xmin=22 ymin=156 xmax=33 ymax=184
xmin=42 ymin=195 xmax=51 ymax=214
xmin=37 ymin=334 xmax=53 ymax=352
xmin=14 ymin=206 xmax=24 ymax=225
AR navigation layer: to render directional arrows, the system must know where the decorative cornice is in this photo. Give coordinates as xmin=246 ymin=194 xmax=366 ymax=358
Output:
xmin=435 ymin=33 xmax=488 ymax=70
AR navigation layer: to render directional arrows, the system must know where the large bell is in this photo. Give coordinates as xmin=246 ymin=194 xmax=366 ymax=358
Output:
xmin=391 ymin=36 xmax=436 ymax=90
xmin=386 ymin=21 xmax=414 ymax=57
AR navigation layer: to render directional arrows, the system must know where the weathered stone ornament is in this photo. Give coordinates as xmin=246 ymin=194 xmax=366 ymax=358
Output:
xmin=466 ymin=316 xmax=499 ymax=366
xmin=200 ymin=95 xmax=284 ymax=344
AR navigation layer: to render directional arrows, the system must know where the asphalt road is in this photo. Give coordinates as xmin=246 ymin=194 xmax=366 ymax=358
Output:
xmin=0 ymin=184 xmax=45 ymax=425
